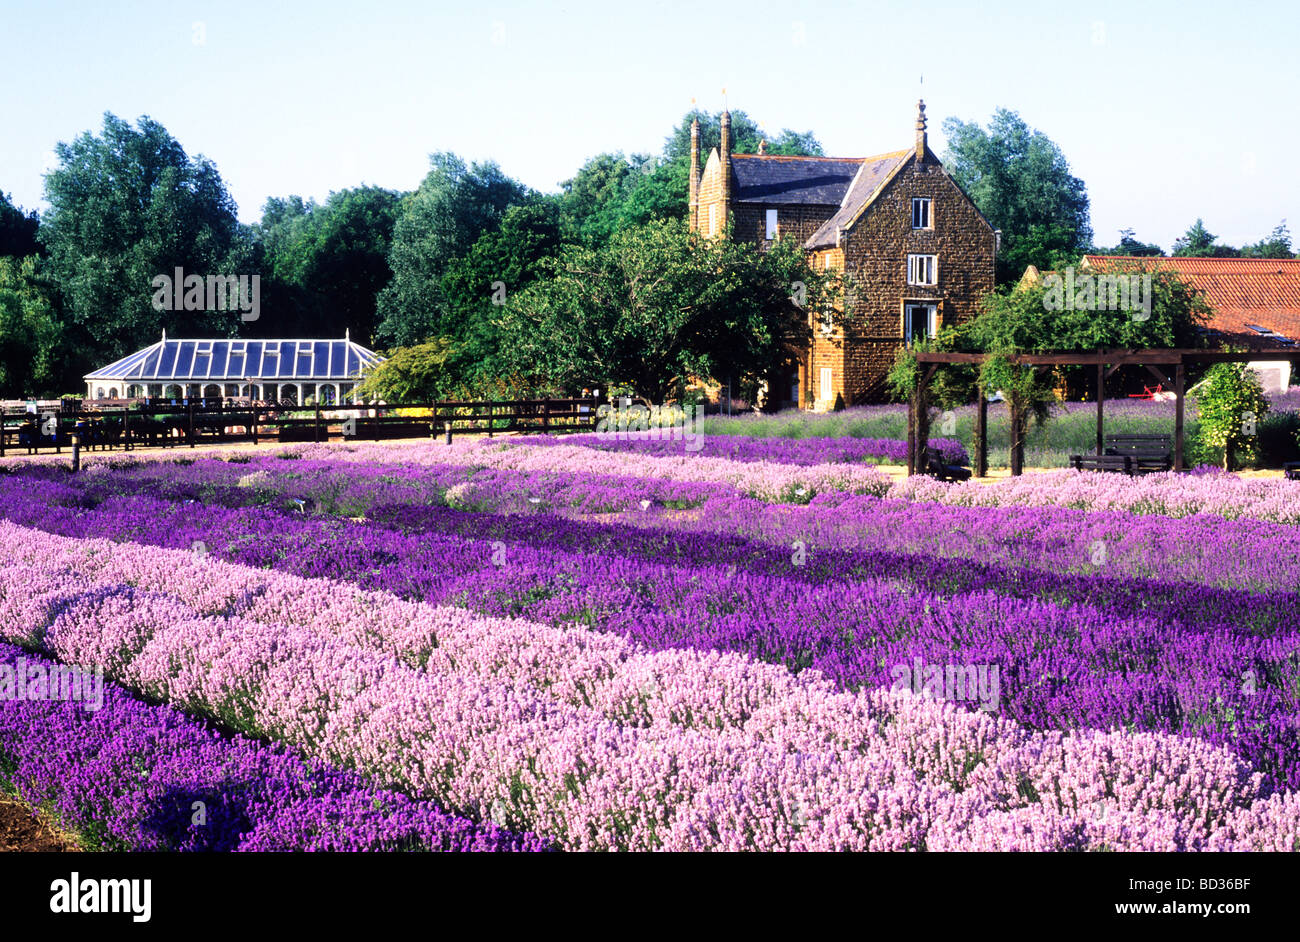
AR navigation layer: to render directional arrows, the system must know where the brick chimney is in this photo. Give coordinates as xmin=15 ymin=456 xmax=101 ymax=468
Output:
xmin=720 ymin=109 xmax=732 ymax=224
xmin=914 ymin=99 xmax=927 ymax=163
xmin=689 ymin=115 xmax=700 ymax=231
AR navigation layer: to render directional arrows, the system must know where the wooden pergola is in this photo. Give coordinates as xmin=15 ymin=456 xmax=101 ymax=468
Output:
xmin=907 ymin=347 xmax=1300 ymax=476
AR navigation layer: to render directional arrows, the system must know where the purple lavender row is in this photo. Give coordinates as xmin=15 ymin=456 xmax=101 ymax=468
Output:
xmin=521 ymin=431 xmax=970 ymax=466
xmin=0 ymin=643 xmax=549 ymax=852
xmin=3 ymin=481 xmax=1298 ymax=792
xmin=14 ymin=465 xmax=1298 ymax=633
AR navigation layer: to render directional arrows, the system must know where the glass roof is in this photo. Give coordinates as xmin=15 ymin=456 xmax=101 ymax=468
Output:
xmin=85 ymin=339 xmax=384 ymax=381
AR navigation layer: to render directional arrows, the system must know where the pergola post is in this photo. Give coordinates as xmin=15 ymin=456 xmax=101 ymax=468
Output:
xmin=974 ymin=392 xmax=988 ymax=477
xmin=1174 ymin=361 xmax=1185 ymax=472
xmin=906 ymin=387 xmax=917 ymax=475
xmin=1009 ymin=394 xmax=1024 ymax=476
xmin=1095 ymin=362 xmax=1105 ymax=456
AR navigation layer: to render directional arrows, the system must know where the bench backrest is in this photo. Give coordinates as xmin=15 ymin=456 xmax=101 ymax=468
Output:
xmin=1104 ymin=434 xmax=1171 ymax=457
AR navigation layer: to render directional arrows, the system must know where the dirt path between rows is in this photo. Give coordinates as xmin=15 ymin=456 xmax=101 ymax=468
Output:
xmin=0 ymin=796 xmax=79 ymax=852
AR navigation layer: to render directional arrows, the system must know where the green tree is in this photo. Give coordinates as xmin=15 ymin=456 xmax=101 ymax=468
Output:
xmin=0 ymin=256 xmax=63 ymax=396
xmin=354 ymin=337 xmax=455 ymax=403
xmin=1240 ymin=220 xmax=1294 ymax=259
xmin=662 ymin=110 xmax=823 ymax=162
xmin=942 ymin=109 xmax=1091 ymax=282
xmin=374 ymin=153 xmax=526 ymax=347
xmin=254 ymin=186 xmax=402 ymax=342
xmin=440 ymin=198 xmax=562 ymax=386
xmin=0 ymin=191 xmax=41 ymax=259
xmin=1172 ymin=218 xmax=1239 ymax=257
xmin=1195 ymin=363 xmax=1269 ymax=470
xmin=1093 ymin=228 xmax=1164 ymax=257
xmin=39 ymin=113 xmax=253 ymax=371
xmin=558 ymin=153 xmax=636 ymax=244
xmin=494 ymin=219 xmax=831 ymax=405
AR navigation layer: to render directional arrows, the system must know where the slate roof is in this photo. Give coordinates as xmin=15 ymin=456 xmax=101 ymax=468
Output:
xmin=1081 ymin=256 xmax=1300 ymax=347
xmin=729 ymin=154 xmax=864 ymax=206
xmin=805 ymin=150 xmax=911 ymax=249
xmin=84 ymin=338 xmax=385 ymax=382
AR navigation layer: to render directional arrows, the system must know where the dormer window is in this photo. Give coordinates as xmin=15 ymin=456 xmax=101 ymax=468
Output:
xmin=766 ymin=209 xmax=778 ymax=240
xmin=912 ymin=198 xmax=932 ymax=229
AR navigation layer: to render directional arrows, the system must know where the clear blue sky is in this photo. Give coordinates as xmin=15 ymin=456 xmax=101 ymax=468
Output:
xmin=1 ymin=0 xmax=1296 ymax=251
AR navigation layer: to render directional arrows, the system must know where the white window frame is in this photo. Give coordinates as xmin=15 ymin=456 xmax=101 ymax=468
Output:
xmin=765 ymin=208 xmax=778 ymax=240
xmin=819 ymin=367 xmax=833 ymax=402
xmin=911 ymin=197 xmax=932 ymax=230
xmin=907 ymin=254 xmax=937 ymax=286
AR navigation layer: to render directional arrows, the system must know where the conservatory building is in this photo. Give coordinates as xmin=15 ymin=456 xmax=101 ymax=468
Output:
xmin=82 ymin=332 xmax=385 ymax=405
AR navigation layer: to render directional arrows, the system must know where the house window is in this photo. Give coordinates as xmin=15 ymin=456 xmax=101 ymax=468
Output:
xmin=765 ymin=209 xmax=778 ymax=240
xmin=904 ymin=303 xmax=938 ymax=345
xmin=819 ymin=367 xmax=833 ymax=402
xmin=907 ymin=254 xmax=937 ymax=286
xmin=824 ymin=254 xmax=833 ymax=270
xmin=709 ymin=204 xmax=717 ymax=235
xmin=912 ymin=198 xmax=932 ymax=229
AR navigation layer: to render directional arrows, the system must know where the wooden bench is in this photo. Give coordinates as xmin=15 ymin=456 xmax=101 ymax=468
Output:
xmin=924 ymin=446 xmax=972 ymax=482
xmin=1071 ymin=434 xmax=1172 ymax=475
xmin=1284 ymin=462 xmax=1300 ymax=481
xmin=1104 ymin=434 xmax=1173 ymax=473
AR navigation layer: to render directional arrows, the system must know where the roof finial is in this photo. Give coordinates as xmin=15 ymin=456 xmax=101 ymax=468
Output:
xmin=757 ymin=138 xmax=767 ymax=155
xmin=161 ymin=327 xmax=166 ymax=343
xmin=345 ymin=327 xmax=350 ymax=342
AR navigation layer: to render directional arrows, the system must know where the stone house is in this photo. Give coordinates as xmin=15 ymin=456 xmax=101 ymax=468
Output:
xmin=689 ymin=101 xmax=997 ymax=408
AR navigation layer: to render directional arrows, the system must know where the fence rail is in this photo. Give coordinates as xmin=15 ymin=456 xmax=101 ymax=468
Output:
xmin=0 ymin=397 xmax=600 ymax=458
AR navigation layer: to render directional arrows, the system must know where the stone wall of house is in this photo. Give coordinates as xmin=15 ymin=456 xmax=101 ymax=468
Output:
xmin=835 ymin=153 xmax=996 ymax=404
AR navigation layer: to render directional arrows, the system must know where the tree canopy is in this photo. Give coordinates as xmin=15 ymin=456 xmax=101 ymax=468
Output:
xmin=942 ymin=109 xmax=1092 ymax=282
xmin=39 ymin=113 xmax=253 ymax=368
xmin=492 ymin=218 xmax=833 ymax=405
xmin=374 ymin=153 xmax=527 ymax=347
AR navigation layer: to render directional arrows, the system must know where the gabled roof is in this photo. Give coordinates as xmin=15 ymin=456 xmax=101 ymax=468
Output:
xmin=84 ymin=337 xmax=385 ymax=382
xmin=729 ymin=154 xmax=864 ymax=205
xmin=1081 ymin=256 xmax=1300 ymax=346
xmin=805 ymin=150 xmax=911 ymax=249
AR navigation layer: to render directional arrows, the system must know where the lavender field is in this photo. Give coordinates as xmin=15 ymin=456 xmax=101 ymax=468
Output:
xmin=2 ymin=435 xmax=1299 ymax=851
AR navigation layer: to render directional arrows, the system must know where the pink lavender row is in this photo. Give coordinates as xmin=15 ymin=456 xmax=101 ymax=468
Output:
xmin=3 ymin=521 xmax=1296 ymax=851
xmin=5 ymin=482 xmax=1299 ymax=792
xmin=890 ymin=467 xmax=1300 ymax=524
xmin=290 ymin=439 xmax=895 ymax=502
xmin=0 ymin=643 xmax=547 ymax=852
xmin=519 ymin=432 xmax=969 ymax=466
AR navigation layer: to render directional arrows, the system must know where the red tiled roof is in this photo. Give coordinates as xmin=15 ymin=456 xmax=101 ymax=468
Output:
xmin=1082 ymin=255 xmax=1300 ymax=345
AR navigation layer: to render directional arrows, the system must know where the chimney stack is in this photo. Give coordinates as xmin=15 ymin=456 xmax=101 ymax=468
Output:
xmin=914 ymin=99 xmax=927 ymax=163
xmin=757 ymin=138 xmax=767 ymax=155
xmin=720 ymin=109 xmax=732 ymax=224
xmin=689 ymin=114 xmax=700 ymax=231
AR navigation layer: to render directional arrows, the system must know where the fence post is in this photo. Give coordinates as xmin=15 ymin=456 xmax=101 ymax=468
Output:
xmin=187 ymin=401 xmax=195 ymax=448
xmin=314 ymin=401 xmax=322 ymax=443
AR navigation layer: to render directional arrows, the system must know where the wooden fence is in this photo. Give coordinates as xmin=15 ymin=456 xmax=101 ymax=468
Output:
xmin=0 ymin=397 xmax=600 ymax=458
